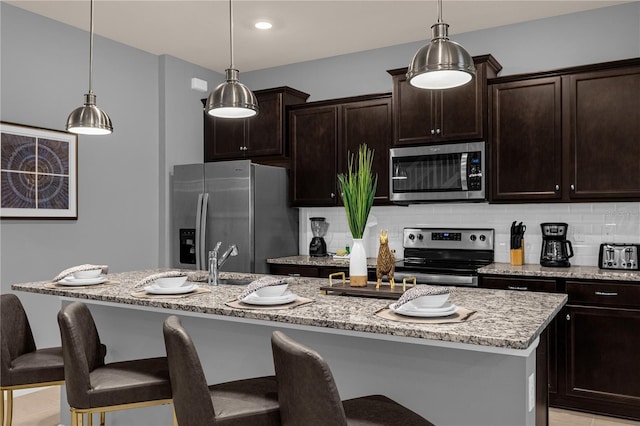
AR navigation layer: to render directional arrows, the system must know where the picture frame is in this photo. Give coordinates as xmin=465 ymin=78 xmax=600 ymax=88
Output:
xmin=1 ymin=122 xmax=78 ymax=219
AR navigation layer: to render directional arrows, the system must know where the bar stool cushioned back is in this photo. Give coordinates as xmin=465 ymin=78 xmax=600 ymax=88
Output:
xmin=1 ymin=294 xmax=65 ymax=426
xmin=58 ymin=302 xmax=173 ymax=425
xmin=163 ymin=315 xmax=281 ymax=426
xmin=271 ymin=331 xmax=434 ymax=426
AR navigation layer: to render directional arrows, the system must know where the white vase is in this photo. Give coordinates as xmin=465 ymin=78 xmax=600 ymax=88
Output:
xmin=349 ymin=238 xmax=368 ymax=287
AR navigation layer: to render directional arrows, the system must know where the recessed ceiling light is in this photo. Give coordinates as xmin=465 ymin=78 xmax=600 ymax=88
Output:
xmin=255 ymin=21 xmax=272 ymax=30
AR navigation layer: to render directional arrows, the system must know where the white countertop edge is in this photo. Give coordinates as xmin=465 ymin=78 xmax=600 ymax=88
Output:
xmin=59 ymin=296 xmax=539 ymax=358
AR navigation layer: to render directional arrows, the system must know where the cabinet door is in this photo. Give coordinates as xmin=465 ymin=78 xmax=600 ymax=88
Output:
xmin=341 ymin=97 xmax=392 ymax=202
xmin=438 ymin=75 xmax=482 ymax=141
xmin=247 ymin=91 xmax=283 ymax=157
xmin=290 ymin=106 xmax=339 ymax=206
xmin=269 ymin=264 xmax=319 ymax=277
xmin=490 ymin=77 xmax=563 ymax=201
xmin=565 ymin=66 xmax=640 ymax=200
xmin=564 ymin=305 xmax=640 ymax=416
xmin=392 ymin=75 xmax=437 ymax=146
xmin=204 ymin=115 xmax=247 ymax=161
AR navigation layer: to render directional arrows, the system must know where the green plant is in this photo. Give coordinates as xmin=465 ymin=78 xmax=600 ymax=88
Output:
xmin=337 ymin=144 xmax=377 ymax=239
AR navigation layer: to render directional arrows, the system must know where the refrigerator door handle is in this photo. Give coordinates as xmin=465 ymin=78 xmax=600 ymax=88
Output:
xmin=199 ymin=193 xmax=209 ymax=269
xmin=195 ymin=194 xmax=204 ymax=270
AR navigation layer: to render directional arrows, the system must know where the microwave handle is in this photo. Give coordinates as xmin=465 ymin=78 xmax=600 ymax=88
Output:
xmin=460 ymin=153 xmax=468 ymax=191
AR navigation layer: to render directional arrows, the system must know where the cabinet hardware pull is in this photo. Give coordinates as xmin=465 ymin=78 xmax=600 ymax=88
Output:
xmin=570 ymin=184 xmax=575 ymax=190
xmin=508 ymin=286 xmax=528 ymax=291
xmin=436 ymin=129 xmax=441 ymax=135
xmin=566 ymin=314 xmax=570 ymax=321
xmin=330 ymin=192 xmax=335 ymax=198
xmin=555 ymin=184 xmax=560 ymax=191
xmin=430 ymin=129 xmax=435 ymax=135
xmin=288 ymin=273 xmax=301 ymax=277
xmin=595 ymin=291 xmax=618 ymax=296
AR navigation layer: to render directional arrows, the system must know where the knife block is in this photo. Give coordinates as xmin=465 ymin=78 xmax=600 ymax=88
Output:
xmin=510 ymin=240 xmax=524 ymax=266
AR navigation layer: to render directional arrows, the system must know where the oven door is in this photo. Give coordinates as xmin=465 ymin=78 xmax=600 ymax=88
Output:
xmin=389 ymin=141 xmax=485 ymax=202
xmin=393 ymin=271 xmax=478 ymax=287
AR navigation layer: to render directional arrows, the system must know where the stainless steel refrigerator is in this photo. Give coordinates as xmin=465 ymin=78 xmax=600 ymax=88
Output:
xmin=171 ymin=160 xmax=298 ymax=273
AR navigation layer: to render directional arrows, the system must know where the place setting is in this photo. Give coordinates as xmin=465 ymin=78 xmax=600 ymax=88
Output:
xmin=131 ymin=271 xmax=211 ymax=299
xmin=225 ymin=276 xmax=313 ymax=310
xmin=375 ymin=285 xmax=478 ymax=324
xmin=46 ymin=264 xmax=118 ymax=288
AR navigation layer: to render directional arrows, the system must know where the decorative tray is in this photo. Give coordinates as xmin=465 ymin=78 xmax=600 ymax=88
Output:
xmin=319 ymin=272 xmax=416 ymax=299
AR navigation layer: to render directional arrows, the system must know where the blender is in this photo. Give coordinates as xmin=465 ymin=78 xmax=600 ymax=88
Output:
xmin=309 ymin=217 xmax=329 ymax=257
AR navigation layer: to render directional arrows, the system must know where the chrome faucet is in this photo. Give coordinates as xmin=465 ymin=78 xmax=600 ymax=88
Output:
xmin=208 ymin=242 xmax=238 ymax=285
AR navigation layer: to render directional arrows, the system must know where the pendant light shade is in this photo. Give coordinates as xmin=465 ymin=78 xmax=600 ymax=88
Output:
xmin=207 ymin=69 xmax=258 ymax=118
xmin=66 ymin=0 xmax=112 ymax=135
xmin=206 ymin=0 xmax=258 ymax=118
xmin=407 ymin=0 xmax=475 ymax=90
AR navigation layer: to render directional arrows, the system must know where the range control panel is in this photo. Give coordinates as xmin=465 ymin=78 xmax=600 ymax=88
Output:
xmin=404 ymin=228 xmax=494 ymax=251
xmin=599 ymin=243 xmax=639 ymax=270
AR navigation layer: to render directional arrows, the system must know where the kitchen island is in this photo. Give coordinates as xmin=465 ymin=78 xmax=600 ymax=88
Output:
xmin=12 ymin=269 xmax=566 ymax=426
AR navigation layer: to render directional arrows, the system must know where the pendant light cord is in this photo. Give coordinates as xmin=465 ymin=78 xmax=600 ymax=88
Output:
xmin=88 ymin=0 xmax=95 ymax=94
xmin=229 ymin=0 xmax=234 ymax=69
xmin=436 ymin=0 xmax=443 ymax=23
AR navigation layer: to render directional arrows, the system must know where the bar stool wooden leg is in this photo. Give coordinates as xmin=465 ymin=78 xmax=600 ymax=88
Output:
xmin=5 ymin=390 xmax=13 ymax=426
xmin=173 ymin=408 xmax=178 ymax=426
xmin=87 ymin=412 xmax=93 ymax=426
xmin=1 ymin=389 xmax=5 ymax=426
xmin=100 ymin=411 xmax=105 ymax=426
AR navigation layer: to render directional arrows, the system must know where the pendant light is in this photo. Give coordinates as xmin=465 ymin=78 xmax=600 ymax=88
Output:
xmin=66 ymin=0 xmax=113 ymax=135
xmin=206 ymin=0 xmax=258 ymax=118
xmin=407 ymin=0 xmax=475 ymax=90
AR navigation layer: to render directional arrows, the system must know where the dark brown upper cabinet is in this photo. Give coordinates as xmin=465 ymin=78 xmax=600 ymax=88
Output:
xmin=489 ymin=58 xmax=640 ymax=202
xmin=490 ymin=77 xmax=563 ymax=201
xmin=388 ymin=55 xmax=502 ymax=146
xmin=289 ymin=94 xmax=392 ymax=207
xmin=204 ymin=86 xmax=309 ymax=163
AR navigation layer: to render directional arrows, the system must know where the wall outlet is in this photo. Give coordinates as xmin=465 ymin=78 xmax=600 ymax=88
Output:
xmin=528 ymin=373 xmax=535 ymax=412
xmin=603 ymin=223 xmax=617 ymax=239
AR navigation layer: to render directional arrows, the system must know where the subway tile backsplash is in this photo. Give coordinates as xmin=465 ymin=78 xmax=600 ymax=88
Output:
xmin=299 ymin=202 xmax=640 ymax=267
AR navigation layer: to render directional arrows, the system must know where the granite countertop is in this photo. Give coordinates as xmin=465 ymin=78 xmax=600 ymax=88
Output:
xmin=11 ymin=269 xmax=566 ymax=351
xmin=479 ymin=263 xmax=640 ymax=282
xmin=269 ymin=256 xmax=640 ymax=282
xmin=267 ymin=255 xmax=378 ymax=268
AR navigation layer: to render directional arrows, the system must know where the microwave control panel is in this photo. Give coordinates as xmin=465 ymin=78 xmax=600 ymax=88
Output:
xmin=467 ymin=151 xmax=483 ymax=191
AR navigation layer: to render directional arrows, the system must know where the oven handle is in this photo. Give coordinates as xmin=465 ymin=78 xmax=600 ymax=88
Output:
xmin=460 ymin=152 xmax=468 ymax=191
xmin=394 ymin=271 xmax=477 ymax=287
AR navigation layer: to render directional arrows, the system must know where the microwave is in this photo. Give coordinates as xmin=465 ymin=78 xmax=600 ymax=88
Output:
xmin=389 ymin=141 xmax=486 ymax=203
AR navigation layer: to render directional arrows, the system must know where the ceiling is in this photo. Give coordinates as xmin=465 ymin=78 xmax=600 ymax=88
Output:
xmin=6 ymin=0 xmax=631 ymax=73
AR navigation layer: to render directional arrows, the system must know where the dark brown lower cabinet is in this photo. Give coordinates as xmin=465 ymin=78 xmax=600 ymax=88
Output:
xmin=269 ymin=263 xmax=376 ymax=281
xmin=552 ymin=280 xmax=640 ymax=420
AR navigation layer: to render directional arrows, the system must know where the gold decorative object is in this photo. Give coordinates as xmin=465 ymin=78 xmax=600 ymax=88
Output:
xmin=402 ymin=276 xmax=417 ymax=292
xmin=376 ymin=230 xmax=396 ymax=289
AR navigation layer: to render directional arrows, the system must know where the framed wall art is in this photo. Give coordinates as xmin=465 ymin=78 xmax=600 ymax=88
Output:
xmin=1 ymin=122 xmax=78 ymax=219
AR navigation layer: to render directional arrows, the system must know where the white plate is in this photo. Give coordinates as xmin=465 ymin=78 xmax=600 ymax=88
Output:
xmin=58 ymin=276 xmax=108 ymax=286
xmin=241 ymin=290 xmax=298 ymax=306
xmin=144 ymin=283 xmax=199 ymax=295
xmin=403 ymin=301 xmax=456 ymax=312
xmin=390 ymin=302 xmax=459 ymax=317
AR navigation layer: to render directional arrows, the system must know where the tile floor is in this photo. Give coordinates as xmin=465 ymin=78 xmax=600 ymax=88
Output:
xmin=5 ymin=387 xmax=640 ymax=426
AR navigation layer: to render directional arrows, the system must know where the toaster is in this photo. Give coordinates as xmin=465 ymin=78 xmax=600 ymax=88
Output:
xmin=598 ymin=243 xmax=640 ymax=270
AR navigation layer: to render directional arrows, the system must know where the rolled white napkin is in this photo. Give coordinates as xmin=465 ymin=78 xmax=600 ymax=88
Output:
xmin=52 ymin=264 xmax=109 ymax=282
xmin=136 ymin=271 xmax=187 ymax=288
xmin=394 ymin=285 xmax=452 ymax=310
xmin=239 ymin=276 xmax=290 ymax=300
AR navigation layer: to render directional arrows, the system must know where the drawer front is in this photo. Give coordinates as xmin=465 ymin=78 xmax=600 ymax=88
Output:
xmin=567 ymin=280 xmax=640 ymax=308
xmin=269 ymin=264 xmax=320 ymax=278
xmin=480 ymin=276 xmax=557 ymax=292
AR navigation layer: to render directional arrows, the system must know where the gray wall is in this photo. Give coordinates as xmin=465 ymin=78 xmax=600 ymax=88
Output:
xmin=242 ymin=2 xmax=640 ymax=98
xmin=1 ymin=2 xmax=639 ymax=348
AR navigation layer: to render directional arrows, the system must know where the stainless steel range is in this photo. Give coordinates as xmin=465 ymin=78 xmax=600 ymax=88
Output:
xmin=394 ymin=227 xmax=495 ymax=287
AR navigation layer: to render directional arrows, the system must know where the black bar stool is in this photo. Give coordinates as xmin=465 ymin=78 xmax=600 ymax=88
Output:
xmin=1 ymin=294 xmax=65 ymax=426
xmin=58 ymin=302 xmax=174 ymax=426
xmin=162 ymin=315 xmax=281 ymax=426
xmin=271 ymin=330 xmax=435 ymax=426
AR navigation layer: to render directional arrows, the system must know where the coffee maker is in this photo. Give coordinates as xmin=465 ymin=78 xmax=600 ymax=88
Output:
xmin=540 ymin=223 xmax=574 ymax=267
xmin=309 ymin=217 xmax=328 ymax=257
